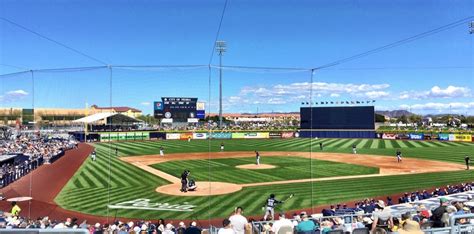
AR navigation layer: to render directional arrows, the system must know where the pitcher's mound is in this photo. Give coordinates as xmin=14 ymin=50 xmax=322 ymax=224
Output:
xmin=156 ymin=182 xmax=242 ymax=196
xmin=236 ymin=164 xmax=276 ymax=169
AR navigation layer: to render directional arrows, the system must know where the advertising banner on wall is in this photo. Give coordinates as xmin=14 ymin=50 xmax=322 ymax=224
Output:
xmin=269 ymin=132 xmax=282 ymax=138
xmin=438 ymin=133 xmax=449 ymax=141
xmin=408 ymin=133 xmax=424 ymax=140
xmin=166 ymin=133 xmax=181 ymax=140
xmin=382 ymin=133 xmax=397 ymax=139
xmin=244 ymin=132 xmax=269 ymax=139
xmin=100 ymin=132 xmax=149 ymax=141
xmin=231 ymin=133 xmax=245 ymax=139
xmin=449 ymin=134 xmax=455 ymax=141
xmin=452 ymin=134 xmax=472 ymax=142
xmin=210 ymin=132 xmax=232 ymax=139
xmin=281 ymin=132 xmax=294 ymax=138
xmin=192 ymin=133 xmax=208 ymax=139
xmin=180 ymin=132 xmax=193 ymax=140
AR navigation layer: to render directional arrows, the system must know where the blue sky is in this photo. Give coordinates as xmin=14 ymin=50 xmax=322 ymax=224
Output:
xmin=0 ymin=0 xmax=473 ymax=115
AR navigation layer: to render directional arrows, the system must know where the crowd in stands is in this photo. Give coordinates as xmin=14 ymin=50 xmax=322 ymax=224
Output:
xmin=1 ymin=187 xmax=474 ymax=233
xmin=0 ymin=132 xmax=78 ymax=187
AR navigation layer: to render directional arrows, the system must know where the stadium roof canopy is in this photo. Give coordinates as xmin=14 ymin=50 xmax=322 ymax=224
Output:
xmin=73 ymin=112 xmax=143 ymax=124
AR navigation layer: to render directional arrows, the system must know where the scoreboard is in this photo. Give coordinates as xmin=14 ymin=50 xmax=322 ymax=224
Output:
xmin=300 ymin=106 xmax=375 ymax=130
xmin=154 ymin=97 xmax=205 ymax=122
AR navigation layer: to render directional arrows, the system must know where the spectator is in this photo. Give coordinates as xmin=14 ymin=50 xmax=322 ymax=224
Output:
xmin=371 ymin=200 xmax=393 ymax=233
xmin=229 ymin=207 xmax=248 ymax=234
xmin=431 ymin=197 xmax=449 ymax=228
xmin=399 ymin=212 xmax=423 ymax=234
xmin=295 ymin=213 xmax=316 ymax=232
xmin=217 ymin=219 xmax=234 ymax=234
xmin=271 ymin=213 xmax=293 ymax=234
xmin=184 ymin=221 xmax=201 ymax=234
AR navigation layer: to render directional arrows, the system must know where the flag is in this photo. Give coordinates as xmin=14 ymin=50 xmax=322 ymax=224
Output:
xmin=301 ymin=102 xmax=305 ymax=105
xmin=356 ymin=101 xmax=360 ymax=104
xmin=315 ymin=102 xmax=318 ymax=105
xmin=372 ymin=100 xmax=376 ymax=103
xmin=330 ymin=101 xmax=334 ymax=104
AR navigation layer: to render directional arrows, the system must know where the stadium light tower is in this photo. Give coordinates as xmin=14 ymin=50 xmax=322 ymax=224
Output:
xmin=215 ymin=40 xmax=226 ymax=128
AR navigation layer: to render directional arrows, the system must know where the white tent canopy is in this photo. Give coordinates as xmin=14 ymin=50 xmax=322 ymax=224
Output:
xmin=73 ymin=112 xmax=143 ymax=124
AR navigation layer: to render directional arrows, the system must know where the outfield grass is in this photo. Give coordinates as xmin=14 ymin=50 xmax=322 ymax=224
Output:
xmin=55 ymin=138 xmax=474 ymax=220
xmin=151 ymin=157 xmax=379 ymax=183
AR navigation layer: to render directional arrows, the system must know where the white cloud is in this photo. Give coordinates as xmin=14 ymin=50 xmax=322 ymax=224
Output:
xmin=140 ymin=102 xmax=151 ymax=106
xmin=399 ymin=102 xmax=474 ymax=111
xmin=399 ymin=85 xmax=471 ymax=100
xmin=0 ymin=89 xmax=29 ymax=102
xmin=215 ymin=81 xmax=391 ymax=112
xmin=364 ymin=91 xmax=389 ymax=99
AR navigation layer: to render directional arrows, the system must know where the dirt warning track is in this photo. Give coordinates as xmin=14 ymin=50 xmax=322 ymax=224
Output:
xmin=121 ymin=151 xmax=465 ymax=196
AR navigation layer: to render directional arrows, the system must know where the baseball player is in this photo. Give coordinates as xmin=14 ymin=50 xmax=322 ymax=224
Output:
xmin=255 ymin=151 xmax=260 ymax=165
xmin=159 ymin=146 xmax=164 ymax=156
xmin=465 ymin=155 xmax=470 ymax=170
xmin=396 ymin=149 xmax=402 ymax=163
xmin=180 ymin=170 xmax=190 ymax=192
xmin=352 ymin=144 xmax=357 ymax=154
xmin=220 ymin=142 xmax=225 ymax=152
xmin=263 ymin=194 xmax=283 ymax=220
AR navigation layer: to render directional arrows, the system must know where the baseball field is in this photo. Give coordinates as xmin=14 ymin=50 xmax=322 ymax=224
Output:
xmin=55 ymin=138 xmax=474 ymax=221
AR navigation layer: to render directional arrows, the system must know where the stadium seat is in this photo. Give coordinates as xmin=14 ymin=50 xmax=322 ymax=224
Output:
xmin=326 ymin=230 xmax=344 ymax=234
xmin=352 ymin=227 xmax=369 ymax=234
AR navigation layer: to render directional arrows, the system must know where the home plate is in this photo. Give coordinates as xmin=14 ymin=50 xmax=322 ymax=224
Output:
xmin=7 ymin=197 xmax=33 ymax=202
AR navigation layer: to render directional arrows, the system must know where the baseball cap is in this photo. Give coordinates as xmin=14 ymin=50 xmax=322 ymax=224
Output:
xmin=440 ymin=197 xmax=449 ymax=203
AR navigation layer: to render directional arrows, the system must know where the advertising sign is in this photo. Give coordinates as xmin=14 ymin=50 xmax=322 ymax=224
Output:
xmin=210 ymin=132 xmax=232 ymax=139
xmin=196 ymin=102 xmax=205 ymax=111
xmin=231 ymin=133 xmax=245 ymax=139
xmin=192 ymin=133 xmax=208 ymax=139
xmin=281 ymin=132 xmax=294 ymax=138
xmin=438 ymin=133 xmax=449 ymax=141
xmin=166 ymin=133 xmax=181 ymax=140
xmin=154 ymin=102 xmax=163 ymax=111
xmin=100 ymin=132 xmax=149 ymax=141
xmin=449 ymin=134 xmax=455 ymax=141
xmin=408 ymin=133 xmax=424 ymax=140
xmin=452 ymin=134 xmax=472 ymax=142
xmin=382 ymin=133 xmax=397 ymax=139
xmin=269 ymin=132 xmax=282 ymax=138
xmin=244 ymin=132 xmax=269 ymax=139
xmin=180 ymin=133 xmax=193 ymax=140
xmin=196 ymin=110 xmax=205 ymax=119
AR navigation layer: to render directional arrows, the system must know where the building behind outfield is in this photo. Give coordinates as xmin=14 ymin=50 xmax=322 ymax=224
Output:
xmin=299 ymin=106 xmax=375 ymax=138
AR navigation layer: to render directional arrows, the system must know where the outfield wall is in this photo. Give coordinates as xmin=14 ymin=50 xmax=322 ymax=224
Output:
xmin=77 ymin=130 xmax=474 ymax=142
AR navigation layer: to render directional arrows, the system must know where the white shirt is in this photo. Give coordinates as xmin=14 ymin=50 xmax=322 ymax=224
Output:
xmin=218 ymin=227 xmax=235 ymax=234
xmin=229 ymin=214 xmax=247 ymax=234
xmin=271 ymin=218 xmax=293 ymax=234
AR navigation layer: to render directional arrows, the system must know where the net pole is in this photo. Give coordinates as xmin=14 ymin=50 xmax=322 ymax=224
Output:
xmin=309 ymin=69 xmax=315 ymax=214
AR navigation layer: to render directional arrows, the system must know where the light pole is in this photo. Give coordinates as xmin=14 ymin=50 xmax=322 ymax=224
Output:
xmin=215 ymin=41 xmax=226 ymax=128
xmin=470 ymin=21 xmax=474 ymax=34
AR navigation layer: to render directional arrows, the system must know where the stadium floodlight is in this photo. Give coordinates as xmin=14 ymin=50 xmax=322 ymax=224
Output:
xmin=215 ymin=40 xmax=227 ymax=128
xmin=470 ymin=21 xmax=474 ymax=34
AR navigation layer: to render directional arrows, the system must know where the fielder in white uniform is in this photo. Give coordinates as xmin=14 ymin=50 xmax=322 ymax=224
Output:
xmin=255 ymin=151 xmax=260 ymax=165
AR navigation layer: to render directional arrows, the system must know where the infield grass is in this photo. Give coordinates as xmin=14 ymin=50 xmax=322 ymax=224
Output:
xmin=151 ymin=157 xmax=379 ymax=183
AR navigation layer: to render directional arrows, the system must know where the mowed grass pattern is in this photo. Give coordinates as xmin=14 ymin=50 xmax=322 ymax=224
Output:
xmin=151 ymin=157 xmax=379 ymax=183
xmin=55 ymin=138 xmax=474 ymax=220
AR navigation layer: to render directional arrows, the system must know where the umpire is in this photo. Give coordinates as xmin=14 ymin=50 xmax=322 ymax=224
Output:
xmin=180 ymin=170 xmax=190 ymax=192
xmin=465 ymin=156 xmax=470 ymax=170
